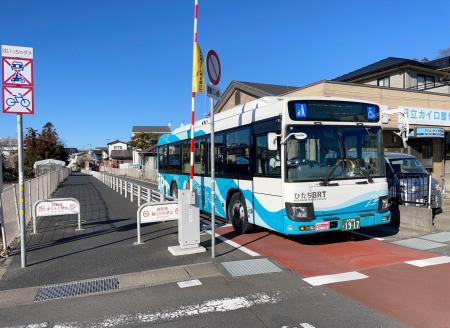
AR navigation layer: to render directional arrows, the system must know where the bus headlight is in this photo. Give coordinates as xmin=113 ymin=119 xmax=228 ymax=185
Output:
xmin=378 ymin=196 xmax=389 ymax=213
xmin=286 ymin=203 xmax=315 ymax=221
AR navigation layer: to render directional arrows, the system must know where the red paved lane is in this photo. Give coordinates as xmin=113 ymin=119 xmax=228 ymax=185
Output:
xmin=217 ymin=226 xmax=450 ymax=327
xmin=217 ymin=226 xmax=436 ymax=277
xmin=332 ymin=263 xmax=450 ymax=328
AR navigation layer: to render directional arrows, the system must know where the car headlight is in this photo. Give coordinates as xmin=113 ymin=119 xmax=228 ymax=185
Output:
xmin=285 ymin=202 xmax=315 ymax=221
xmin=378 ymin=196 xmax=389 ymax=213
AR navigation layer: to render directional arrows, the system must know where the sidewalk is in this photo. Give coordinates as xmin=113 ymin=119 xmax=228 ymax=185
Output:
xmin=0 ymin=173 xmax=248 ymax=291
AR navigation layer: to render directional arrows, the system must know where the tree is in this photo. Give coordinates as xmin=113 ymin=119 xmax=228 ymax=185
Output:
xmin=23 ymin=122 xmax=68 ymax=178
xmin=128 ymin=133 xmax=158 ymax=151
xmin=439 ymin=48 xmax=450 ymax=58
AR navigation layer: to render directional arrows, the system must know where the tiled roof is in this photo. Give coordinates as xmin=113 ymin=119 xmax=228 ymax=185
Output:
xmin=107 ymin=139 xmax=128 ymax=145
xmin=333 ymin=57 xmax=439 ymax=82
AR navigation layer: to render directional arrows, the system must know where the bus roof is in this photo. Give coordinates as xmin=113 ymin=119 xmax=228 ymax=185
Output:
xmin=157 ymin=96 xmax=380 ymax=146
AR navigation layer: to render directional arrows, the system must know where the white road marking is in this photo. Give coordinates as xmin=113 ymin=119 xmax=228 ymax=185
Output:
xmin=300 ymin=323 xmax=317 ymax=328
xmin=205 ymin=230 xmax=260 ymax=256
xmin=177 ymin=279 xmax=202 ymax=288
xmin=405 ymin=256 xmax=450 ymax=267
xmin=348 ymin=230 xmax=384 ymax=241
xmin=303 ymin=271 xmax=368 ymax=286
xmin=50 ymin=292 xmax=281 ymax=327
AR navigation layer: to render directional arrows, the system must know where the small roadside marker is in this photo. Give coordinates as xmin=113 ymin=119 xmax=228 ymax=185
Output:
xmin=177 ymin=279 xmax=202 ymax=288
xmin=303 ymin=271 xmax=368 ymax=286
xmin=405 ymin=256 xmax=450 ymax=267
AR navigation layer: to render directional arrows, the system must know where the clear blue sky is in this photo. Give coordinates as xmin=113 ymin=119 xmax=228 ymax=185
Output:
xmin=0 ymin=0 xmax=448 ymax=149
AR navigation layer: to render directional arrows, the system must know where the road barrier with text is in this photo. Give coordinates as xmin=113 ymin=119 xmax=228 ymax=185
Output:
xmin=0 ymin=167 xmax=71 ymax=250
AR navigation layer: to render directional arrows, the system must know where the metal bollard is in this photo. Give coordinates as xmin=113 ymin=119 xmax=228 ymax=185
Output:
xmin=125 ymin=181 xmax=128 ymax=198
xmin=137 ymin=184 xmax=141 ymax=207
xmin=130 ymin=183 xmax=134 ymax=203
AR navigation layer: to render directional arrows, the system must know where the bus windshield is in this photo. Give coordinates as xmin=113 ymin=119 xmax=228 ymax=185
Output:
xmin=286 ymin=125 xmax=385 ymax=182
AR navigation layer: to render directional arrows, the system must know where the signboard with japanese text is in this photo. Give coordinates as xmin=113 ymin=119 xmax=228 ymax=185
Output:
xmin=206 ymin=83 xmax=221 ymax=99
xmin=1 ymin=45 xmax=34 ymax=115
xmin=409 ymin=127 xmax=445 ymax=138
xmin=402 ymin=106 xmax=450 ymax=127
xmin=1 ymin=45 xmax=33 ymax=59
xmin=36 ymin=199 xmax=80 ymax=217
xmin=140 ymin=203 xmax=179 ymax=223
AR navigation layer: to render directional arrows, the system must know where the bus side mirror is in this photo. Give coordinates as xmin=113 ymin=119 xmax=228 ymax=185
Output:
xmin=268 ymin=132 xmax=278 ymax=151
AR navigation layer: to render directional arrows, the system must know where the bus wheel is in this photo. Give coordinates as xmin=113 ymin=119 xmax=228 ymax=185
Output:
xmin=228 ymin=193 xmax=253 ymax=234
xmin=171 ymin=182 xmax=178 ymax=199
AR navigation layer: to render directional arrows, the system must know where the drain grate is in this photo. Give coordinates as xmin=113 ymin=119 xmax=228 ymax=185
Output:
xmin=34 ymin=276 xmax=119 ymax=302
xmin=221 ymin=258 xmax=282 ymax=277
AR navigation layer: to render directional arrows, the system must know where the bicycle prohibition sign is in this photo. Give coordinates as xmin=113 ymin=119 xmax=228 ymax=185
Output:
xmin=6 ymin=93 xmax=30 ymax=107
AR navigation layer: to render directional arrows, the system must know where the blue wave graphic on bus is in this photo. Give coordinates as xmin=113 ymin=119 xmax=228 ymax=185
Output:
xmin=157 ymin=129 xmax=207 ymax=146
xmin=158 ymin=173 xmax=388 ymax=234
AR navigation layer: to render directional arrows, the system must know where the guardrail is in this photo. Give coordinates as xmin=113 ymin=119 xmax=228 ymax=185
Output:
xmin=0 ymin=167 xmax=71 ymax=251
xmin=86 ymin=170 xmax=173 ymax=206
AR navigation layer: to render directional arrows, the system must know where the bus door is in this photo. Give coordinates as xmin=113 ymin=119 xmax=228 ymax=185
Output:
xmin=252 ymin=129 xmax=283 ymax=232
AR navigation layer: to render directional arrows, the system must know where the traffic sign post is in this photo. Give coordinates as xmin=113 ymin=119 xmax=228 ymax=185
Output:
xmin=206 ymin=50 xmax=221 ymax=259
xmin=1 ymin=45 xmax=34 ymax=268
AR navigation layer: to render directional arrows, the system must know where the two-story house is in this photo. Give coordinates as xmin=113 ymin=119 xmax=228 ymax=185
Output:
xmin=131 ymin=126 xmax=171 ymax=166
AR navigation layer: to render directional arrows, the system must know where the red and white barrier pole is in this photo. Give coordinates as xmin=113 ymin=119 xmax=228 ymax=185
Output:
xmin=189 ymin=0 xmax=199 ymax=192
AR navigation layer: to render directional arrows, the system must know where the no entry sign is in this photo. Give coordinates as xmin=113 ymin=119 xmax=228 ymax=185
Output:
xmin=206 ymin=50 xmax=221 ymax=86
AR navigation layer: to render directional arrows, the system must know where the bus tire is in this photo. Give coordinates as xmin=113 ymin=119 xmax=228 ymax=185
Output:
xmin=228 ymin=192 xmax=253 ymax=234
xmin=170 ymin=182 xmax=178 ymax=199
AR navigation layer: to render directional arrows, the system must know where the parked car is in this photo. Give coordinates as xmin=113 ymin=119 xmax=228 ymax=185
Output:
xmin=385 ymin=152 xmax=442 ymax=213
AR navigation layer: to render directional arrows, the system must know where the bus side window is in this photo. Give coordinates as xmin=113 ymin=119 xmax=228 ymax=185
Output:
xmin=225 ymin=128 xmax=250 ymax=178
xmin=213 ymin=134 xmax=225 ymax=175
xmin=255 ymin=135 xmax=280 ymax=177
xmin=182 ymin=142 xmax=190 ymax=173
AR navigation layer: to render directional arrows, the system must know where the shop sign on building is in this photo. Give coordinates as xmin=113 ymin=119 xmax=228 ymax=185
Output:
xmin=409 ymin=127 xmax=445 ymax=138
xmin=402 ymin=106 xmax=450 ymax=127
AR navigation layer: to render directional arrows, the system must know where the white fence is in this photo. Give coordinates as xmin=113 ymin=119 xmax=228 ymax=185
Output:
xmin=0 ymin=168 xmax=71 ymax=249
xmin=100 ymin=166 xmax=157 ymax=182
xmin=87 ymin=170 xmax=172 ymax=206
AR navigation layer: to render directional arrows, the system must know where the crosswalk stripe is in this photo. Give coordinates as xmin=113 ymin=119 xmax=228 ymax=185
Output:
xmin=303 ymin=271 xmax=368 ymax=286
xmin=405 ymin=256 xmax=450 ymax=267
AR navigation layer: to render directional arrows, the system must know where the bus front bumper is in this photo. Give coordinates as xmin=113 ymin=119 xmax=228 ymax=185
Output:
xmin=283 ymin=211 xmax=391 ymax=235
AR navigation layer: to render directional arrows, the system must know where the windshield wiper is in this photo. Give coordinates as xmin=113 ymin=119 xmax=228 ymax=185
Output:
xmin=354 ymin=159 xmax=374 ymax=183
xmin=320 ymin=159 xmax=343 ymax=186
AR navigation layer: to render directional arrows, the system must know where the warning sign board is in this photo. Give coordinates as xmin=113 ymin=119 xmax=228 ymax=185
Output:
xmin=2 ymin=85 xmax=34 ymax=114
xmin=36 ymin=199 xmax=79 ymax=217
xmin=1 ymin=45 xmax=34 ymax=115
xmin=140 ymin=203 xmax=179 ymax=223
xmin=2 ymin=57 xmax=33 ymax=86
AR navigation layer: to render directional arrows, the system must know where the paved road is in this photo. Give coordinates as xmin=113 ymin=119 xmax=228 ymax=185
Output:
xmin=0 ymin=172 xmax=447 ymax=327
xmin=213 ymin=224 xmax=450 ymax=327
xmin=0 ymin=272 xmax=405 ymax=328
xmin=0 ymin=173 xmax=245 ymax=290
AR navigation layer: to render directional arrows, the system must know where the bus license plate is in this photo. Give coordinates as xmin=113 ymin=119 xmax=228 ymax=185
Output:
xmin=342 ymin=218 xmax=360 ymax=231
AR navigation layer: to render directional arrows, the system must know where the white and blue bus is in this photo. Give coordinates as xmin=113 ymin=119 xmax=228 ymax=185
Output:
xmin=157 ymin=97 xmax=390 ymax=235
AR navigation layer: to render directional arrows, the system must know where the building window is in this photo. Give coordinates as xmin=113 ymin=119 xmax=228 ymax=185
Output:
xmin=377 ymin=76 xmax=390 ymax=87
xmin=417 ymin=74 xmax=435 ymax=90
xmin=113 ymin=146 xmax=121 ymax=150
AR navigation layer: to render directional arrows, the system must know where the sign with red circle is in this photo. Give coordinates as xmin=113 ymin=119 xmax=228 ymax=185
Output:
xmin=206 ymin=50 xmax=221 ymax=86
